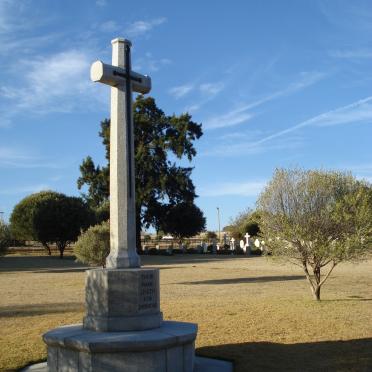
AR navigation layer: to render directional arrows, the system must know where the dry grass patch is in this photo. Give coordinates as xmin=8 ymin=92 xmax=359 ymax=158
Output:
xmin=1 ymin=254 xmax=372 ymax=371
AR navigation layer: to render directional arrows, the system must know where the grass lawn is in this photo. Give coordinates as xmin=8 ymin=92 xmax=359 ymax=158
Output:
xmin=1 ymin=254 xmax=372 ymax=371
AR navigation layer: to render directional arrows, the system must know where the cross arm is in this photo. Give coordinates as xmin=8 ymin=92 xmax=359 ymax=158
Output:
xmin=90 ymin=60 xmax=151 ymax=94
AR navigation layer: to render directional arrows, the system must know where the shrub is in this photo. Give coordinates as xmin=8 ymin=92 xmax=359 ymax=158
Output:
xmin=0 ymin=221 xmax=11 ymax=256
xmin=74 ymin=221 xmax=110 ymax=267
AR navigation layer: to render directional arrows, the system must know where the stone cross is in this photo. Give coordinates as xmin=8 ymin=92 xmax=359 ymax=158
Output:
xmin=244 ymin=233 xmax=250 ymax=247
xmin=230 ymin=237 xmax=235 ymax=250
xmin=90 ymin=38 xmax=151 ymax=268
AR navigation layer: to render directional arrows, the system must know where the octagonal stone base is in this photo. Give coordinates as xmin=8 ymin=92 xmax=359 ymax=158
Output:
xmin=43 ymin=321 xmax=197 ymax=372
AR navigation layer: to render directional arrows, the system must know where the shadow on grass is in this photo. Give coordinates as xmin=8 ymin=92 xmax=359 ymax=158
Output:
xmin=181 ymin=275 xmax=306 ymax=285
xmin=197 ymin=338 xmax=372 ymax=372
xmin=0 ymin=255 xmax=88 ymax=273
xmin=0 ymin=302 xmax=84 ymax=317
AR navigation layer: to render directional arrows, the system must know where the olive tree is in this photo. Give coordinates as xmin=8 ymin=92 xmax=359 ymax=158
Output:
xmin=258 ymin=168 xmax=372 ymax=301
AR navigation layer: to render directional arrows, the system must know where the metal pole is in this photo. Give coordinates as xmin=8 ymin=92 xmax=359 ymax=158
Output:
xmin=217 ymin=207 xmax=221 ymax=244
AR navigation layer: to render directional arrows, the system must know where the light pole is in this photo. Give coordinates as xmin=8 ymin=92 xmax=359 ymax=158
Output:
xmin=216 ymin=207 xmax=221 ymax=244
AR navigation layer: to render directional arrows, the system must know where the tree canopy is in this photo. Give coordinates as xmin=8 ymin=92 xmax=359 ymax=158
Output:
xmin=77 ymin=95 xmax=203 ymax=249
xmin=258 ymin=168 xmax=372 ymax=300
xmin=10 ymin=191 xmax=93 ymax=257
xmin=160 ymin=202 xmax=206 ymax=241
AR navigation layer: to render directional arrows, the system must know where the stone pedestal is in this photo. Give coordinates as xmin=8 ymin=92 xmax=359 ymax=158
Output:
xmin=43 ymin=268 xmax=198 ymax=371
xmin=43 ymin=321 xmax=197 ymax=372
xmin=84 ymin=268 xmax=163 ymax=332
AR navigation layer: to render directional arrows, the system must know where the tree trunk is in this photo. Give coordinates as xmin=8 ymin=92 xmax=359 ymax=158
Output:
xmin=42 ymin=242 xmax=51 ymax=256
xmin=57 ymin=243 xmax=65 ymax=259
xmin=313 ymin=285 xmax=321 ymax=301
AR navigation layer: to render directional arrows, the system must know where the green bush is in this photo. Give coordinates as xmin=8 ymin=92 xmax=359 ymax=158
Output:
xmin=74 ymin=221 xmax=110 ymax=267
xmin=0 ymin=221 xmax=11 ymax=256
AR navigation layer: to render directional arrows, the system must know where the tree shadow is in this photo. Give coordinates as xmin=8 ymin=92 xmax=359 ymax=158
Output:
xmin=197 ymin=338 xmax=372 ymax=371
xmin=0 ymin=255 xmax=88 ymax=273
xmin=180 ymin=275 xmax=306 ymax=285
xmin=0 ymin=302 xmax=84 ymax=317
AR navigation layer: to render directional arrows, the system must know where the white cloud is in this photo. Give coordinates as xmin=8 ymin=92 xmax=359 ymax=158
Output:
xmin=199 ymin=181 xmax=266 ymax=197
xmin=125 ymin=17 xmax=166 ymax=37
xmin=100 ymin=20 xmax=119 ymax=32
xmin=199 ymin=82 xmax=224 ymax=95
xmin=204 ymin=110 xmax=254 ymax=130
xmin=329 ymin=49 xmax=372 ymax=59
xmin=253 ymin=96 xmax=372 ymax=147
xmin=0 ymin=184 xmax=50 ymax=195
xmin=0 ymin=49 xmax=105 ymax=122
xmin=169 ymin=84 xmax=195 ymax=99
xmin=95 ymin=0 xmax=107 ymax=7
xmin=0 ymin=146 xmax=61 ymax=168
xmin=203 ymin=71 xmax=325 ymax=130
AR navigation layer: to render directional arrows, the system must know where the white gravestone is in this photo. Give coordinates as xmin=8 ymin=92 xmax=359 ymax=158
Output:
xmin=230 ymin=237 xmax=235 ymax=250
xmin=42 ymin=38 xmax=198 ymax=372
xmin=244 ymin=232 xmax=251 ymax=255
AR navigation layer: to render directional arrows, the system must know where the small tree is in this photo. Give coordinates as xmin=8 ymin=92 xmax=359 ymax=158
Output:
xmin=74 ymin=221 xmax=110 ymax=267
xmin=161 ymin=203 xmax=206 ymax=243
xmin=0 ymin=221 xmax=11 ymax=256
xmin=10 ymin=191 xmax=94 ymax=258
xmin=258 ymin=168 xmax=372 ymax=300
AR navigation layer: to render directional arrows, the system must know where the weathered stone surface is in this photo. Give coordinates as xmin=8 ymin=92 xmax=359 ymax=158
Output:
xmin=84 ymin=268 xmax=162 ymax=332
xmin=43 ymin=321 xmax=198 ymax=372
xmin=22 ymin=356 xmax=234 ymax=372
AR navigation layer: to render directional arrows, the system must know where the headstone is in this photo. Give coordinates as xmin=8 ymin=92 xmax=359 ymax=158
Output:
xmin=42 ymin=38 xmax=198 ymax=372
xmin=203 ymin=242 xmax=208 ymax=254
xmin=212 ymin=238 xmax=217 ymax=254
xmin=244 ymin=232 xmax=251 ymax=255
xmin=254 ymin=238 xmax=260 ymax=248
xmin=230 ymin=237 xmax=235 ymax=250
xmin=239 ymin=239 xmax=244 ymax=249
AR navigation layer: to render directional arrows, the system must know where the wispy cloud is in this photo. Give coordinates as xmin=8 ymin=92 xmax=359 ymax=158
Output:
xmin=203 ymin=71 xmax=325 ymax=130
xmin=0 ymin=146 xmax=62 ymax=168
xmin=169 ymin=84 xmax=195 ymax=99
xmin=133 ymin=52 xmax=171 ymax=72
xmin=0 ymin=49 xmax=105 ymax=124
xmin=100 ymin=20 xmax=120 ymax=32
xmin=169 ymin=80 xmax=225 ymax=105
xmin=329 ymin=48 xmax=372 ymax=59
xmin=199 ymin=180 xmax=266 ymax=197
xmin=125 ymin=17 xmax=166 ymax=37
xmin=0 ymin=184 xmax=50 ymax=195
xmin=95 ymin=0 xmax=107 ymax=7
xmin=253 ymin=95 xmax=372 ymax=147
xmin=199 ymin=82 xmax=225 ymax=95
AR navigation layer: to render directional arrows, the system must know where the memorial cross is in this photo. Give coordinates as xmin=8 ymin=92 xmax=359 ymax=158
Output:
xmin=90 ymin=38 xmax=151 ymax=268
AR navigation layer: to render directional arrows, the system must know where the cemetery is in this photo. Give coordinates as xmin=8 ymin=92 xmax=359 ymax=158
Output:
xmin=1 ymin=3 xmax=372 ymax=371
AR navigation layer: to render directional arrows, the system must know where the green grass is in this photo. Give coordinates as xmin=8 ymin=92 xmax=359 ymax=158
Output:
xmin=1 ymin=254 xmax=372 ymax=371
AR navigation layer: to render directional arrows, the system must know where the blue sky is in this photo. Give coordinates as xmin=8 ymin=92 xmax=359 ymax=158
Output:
xmin=0 ymin=0 xmax=371 ymax=230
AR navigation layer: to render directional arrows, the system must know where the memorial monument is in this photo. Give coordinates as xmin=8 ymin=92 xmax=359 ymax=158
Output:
xmin=42 ymin=38 xmax=198 ymax=372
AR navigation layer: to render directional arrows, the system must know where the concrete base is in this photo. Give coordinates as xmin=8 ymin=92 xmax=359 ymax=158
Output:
xmin=43 ymin=321 xmax=198 ymax=372
xmin=22 ymin=356 xmax=233 ymax=372
xmin=84 ymin=268 xmax=162 ymax=332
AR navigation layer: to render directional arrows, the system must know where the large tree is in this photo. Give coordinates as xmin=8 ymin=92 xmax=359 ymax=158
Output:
xmin=77 ymin=95 xmax=203 ymax=250
xmin=10 ymin=191 xmax=93 ymax=257
xmin=258 ymin=168 xmax=372 ymax=301
xmin=160 ymin=202 xmax=206 ymax=243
